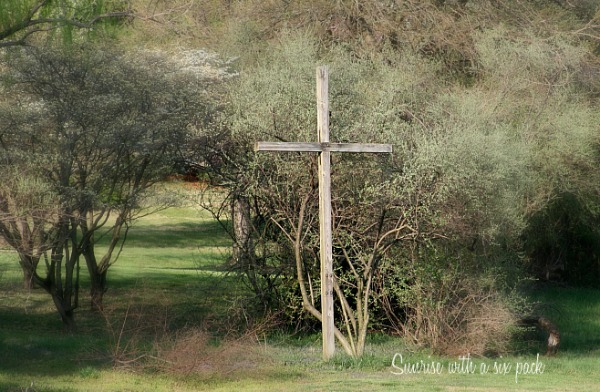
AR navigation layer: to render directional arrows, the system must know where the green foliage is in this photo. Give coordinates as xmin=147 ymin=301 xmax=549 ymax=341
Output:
xmin=193 ymin=32 xmax=534 ymax=355
xmin=522 ymin=192 xmax=600 ymax=286
xmin=125 ymin=0 xmax=600 ymax=81
xmin=2 ymin=0 xmax=598 ymax=358
xmin=1 ymin=43 xmax=204 ymax=221
xmin=0 ymin=42 xmax=218 ymax=325
xmin=195 ymin=11 xmax=600 ymax=349
xmin=0 ymin=0 xmax=130 ymax=47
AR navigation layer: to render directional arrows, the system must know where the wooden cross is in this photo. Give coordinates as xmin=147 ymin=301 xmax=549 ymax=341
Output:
xmin=255 ymin=66 xmax=392 ymax=360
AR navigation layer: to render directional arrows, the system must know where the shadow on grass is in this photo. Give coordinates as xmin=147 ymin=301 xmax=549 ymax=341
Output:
xmin=0 ymin=313 xmax=104 ymax=377
xmin=0 ymin=205 xmax=246 ymax=383
xmin=0 ymin=381 xmax=74 ymax=392
xmin=0 ymin=273 xmax=244 ymax=378
xmin=528 ymin=286 xmax=600 ymax=356
xmin=125 ymin=220 xmax=231 ymax=249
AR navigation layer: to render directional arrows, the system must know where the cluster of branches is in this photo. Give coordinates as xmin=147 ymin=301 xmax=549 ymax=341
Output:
xmin=1 ymin=0 xmax=597 ymax=354
xmin=189 ymin=39 xmax=447 ymax=357
xmin=190 ymin=23 xmax=600 ymax=355
xmin=0 ymin=44 xmax=212 ymax=329
xmin=0 ymin=0 xmax=131 ymax=48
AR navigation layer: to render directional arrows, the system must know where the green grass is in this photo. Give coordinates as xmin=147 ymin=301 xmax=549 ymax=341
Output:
xmin=529 ymin=287 xmax=600 ymax=355
xmin=1 ymin=200 xmax=600 ymax=391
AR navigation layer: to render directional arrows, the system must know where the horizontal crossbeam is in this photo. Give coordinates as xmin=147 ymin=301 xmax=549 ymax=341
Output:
xmin=255 ymin=141 xmax=392 ymax=154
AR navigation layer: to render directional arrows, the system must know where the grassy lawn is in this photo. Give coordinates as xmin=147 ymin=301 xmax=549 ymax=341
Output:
xmin=1 ymin=198 xmax=599 ymax=391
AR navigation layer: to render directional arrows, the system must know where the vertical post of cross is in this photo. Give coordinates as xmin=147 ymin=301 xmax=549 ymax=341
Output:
xmin=316 ymin=66 xmax=335 ymax=360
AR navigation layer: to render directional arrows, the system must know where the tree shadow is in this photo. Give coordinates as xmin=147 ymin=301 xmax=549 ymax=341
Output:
xmin=0 ymin=381 xmax=74 ymax=392
xmin=526 ymin=286 xmax=600 ymax=356
xmin=123 ymin=220 xmax=231 ymax=249
xmin=0 ymin=210 xmax=240 ymax=379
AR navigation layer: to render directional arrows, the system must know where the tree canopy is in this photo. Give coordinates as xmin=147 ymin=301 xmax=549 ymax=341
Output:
xmin=182 ymin=2 xmax=600 ymax=353
xmin=0 ymin=0 xmax=130 ymax=47
xmin=1 ymin=0 xmax=599 ymax=353
xmin=0 ymin=43 xmax=217 ymax=327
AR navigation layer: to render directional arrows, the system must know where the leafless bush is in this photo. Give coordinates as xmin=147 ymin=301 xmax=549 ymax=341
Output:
xmin=152 ymin=328 xmax=271 ymax=377
xmin=382 ymin=260 xmax=519 ymax=357
xmin=430 ymin=290 xmax=516 ymax=356
xmin=149 ymin=302 xmax=280 ymax=376
xmin=102 ymin=303 xmax=170 ymax=370
xmin=101 ymin=296 xmax=276 ymax=376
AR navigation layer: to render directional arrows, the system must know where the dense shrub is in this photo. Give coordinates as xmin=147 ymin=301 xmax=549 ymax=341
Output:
xmin=522 ymin=192 xmax=600 ymax=287
xmin=377 ymin=246 xmax=525 ymax=356
xmin=191 ymin=33 xmax=541 ymax=354
xmin=145 ymin=0 xmax=600 ymax=354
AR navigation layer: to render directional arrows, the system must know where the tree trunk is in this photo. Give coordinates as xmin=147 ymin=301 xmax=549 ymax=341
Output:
xmin=21 ymin=264 xmax=35 ymax=290
xmin=89 ymin=270 xmax=107 ymax=312
xmin=83 ymin=253 xmax=108 ymax=312
xmin=231 ymin=195 xmax=254 ymax=267
xmin=51 ymin=291 xmax=77 ymax=332
xmin=521 ymin=316 xmax=560 ymax=355
xmin=44 ymin=221 xmax=80 ymax=330
xmin=80 ymin=210 xmax=129 ymax=313
xmin=18 ymin=253 xmax=39 ymax=290
xmin=539 ymin=317 xmax=560 ymax=356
